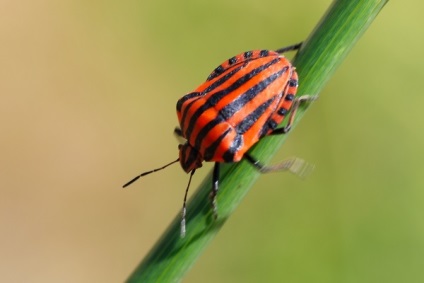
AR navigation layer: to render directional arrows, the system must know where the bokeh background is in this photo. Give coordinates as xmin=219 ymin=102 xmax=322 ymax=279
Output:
xmin=1 ymin=0 xmax=423 ymax=282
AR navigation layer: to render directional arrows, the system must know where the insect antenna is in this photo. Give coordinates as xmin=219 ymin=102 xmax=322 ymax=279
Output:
xmin=181 ymin=169 xmax=196 ymax=237
xmin=122 ymin=158 xmax=180 ymax=188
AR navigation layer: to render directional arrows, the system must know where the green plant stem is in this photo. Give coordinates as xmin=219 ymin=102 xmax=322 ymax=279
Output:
xmin=126 ymin=0 xmax=388 ymax=282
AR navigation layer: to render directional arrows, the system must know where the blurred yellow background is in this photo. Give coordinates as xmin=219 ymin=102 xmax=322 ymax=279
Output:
xmin=1 ymin=0 xmax=423 ymax=282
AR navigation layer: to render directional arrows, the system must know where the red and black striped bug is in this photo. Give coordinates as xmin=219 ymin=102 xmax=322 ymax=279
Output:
xmin=123 ymin=42 xmax=316 ymax=237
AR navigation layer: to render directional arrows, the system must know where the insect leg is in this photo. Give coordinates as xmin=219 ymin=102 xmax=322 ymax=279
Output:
xmin=174 ymin=127 xmax=187 ymax=144
xmin=244 ymin=153 xmax=314 ymax=178
xmin=209 ymin=162 xmax=220 ymax=220
xmin=174 ymin=127 xmax=183 ymax=137
xmin=270 ymin=95 xmax=318 ymax=135
xmin=275 ymin=42 xmax=303 ymax=54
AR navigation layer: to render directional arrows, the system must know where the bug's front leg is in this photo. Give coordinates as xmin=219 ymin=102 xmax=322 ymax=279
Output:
xmin=209 ymin=162 xmax=220 ymax=219
xmin=174 ymin=127 xmax=187 ymax=145
xmin=174 ymin=127 xmax=183 ymax=137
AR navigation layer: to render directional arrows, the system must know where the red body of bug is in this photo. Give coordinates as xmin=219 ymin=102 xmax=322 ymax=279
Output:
xmin=176 ymin=49 xmax=298 ymax=173
xmin=123 ymin=43 xmax=315 ymax=237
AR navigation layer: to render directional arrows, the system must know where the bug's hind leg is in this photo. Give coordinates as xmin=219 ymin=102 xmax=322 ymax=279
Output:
xmin=270 ymin=95 xmax=318 ymax=136
xmin=244 ymin=153 xmax=314 ymax=179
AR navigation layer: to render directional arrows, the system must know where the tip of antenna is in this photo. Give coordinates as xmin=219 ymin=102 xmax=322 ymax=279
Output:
xmin=180 ymin=218 xmax=186 ymax=238
xmin=122 ymin=176 xmax=141 ymax=188
xmin=180 ymin=206 xmax=187 ymax=238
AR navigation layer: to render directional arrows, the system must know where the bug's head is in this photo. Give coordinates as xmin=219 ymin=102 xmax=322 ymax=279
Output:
xmin=178 ymin=143 xmax=203 ymax=173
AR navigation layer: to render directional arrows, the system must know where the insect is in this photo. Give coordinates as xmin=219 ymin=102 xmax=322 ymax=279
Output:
xmin=123 ymin=42 xmax=316 ymax=237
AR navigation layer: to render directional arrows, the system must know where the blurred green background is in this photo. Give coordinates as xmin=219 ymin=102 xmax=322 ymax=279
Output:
xmin=1 ymin=0 xmax=423 ymax=282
